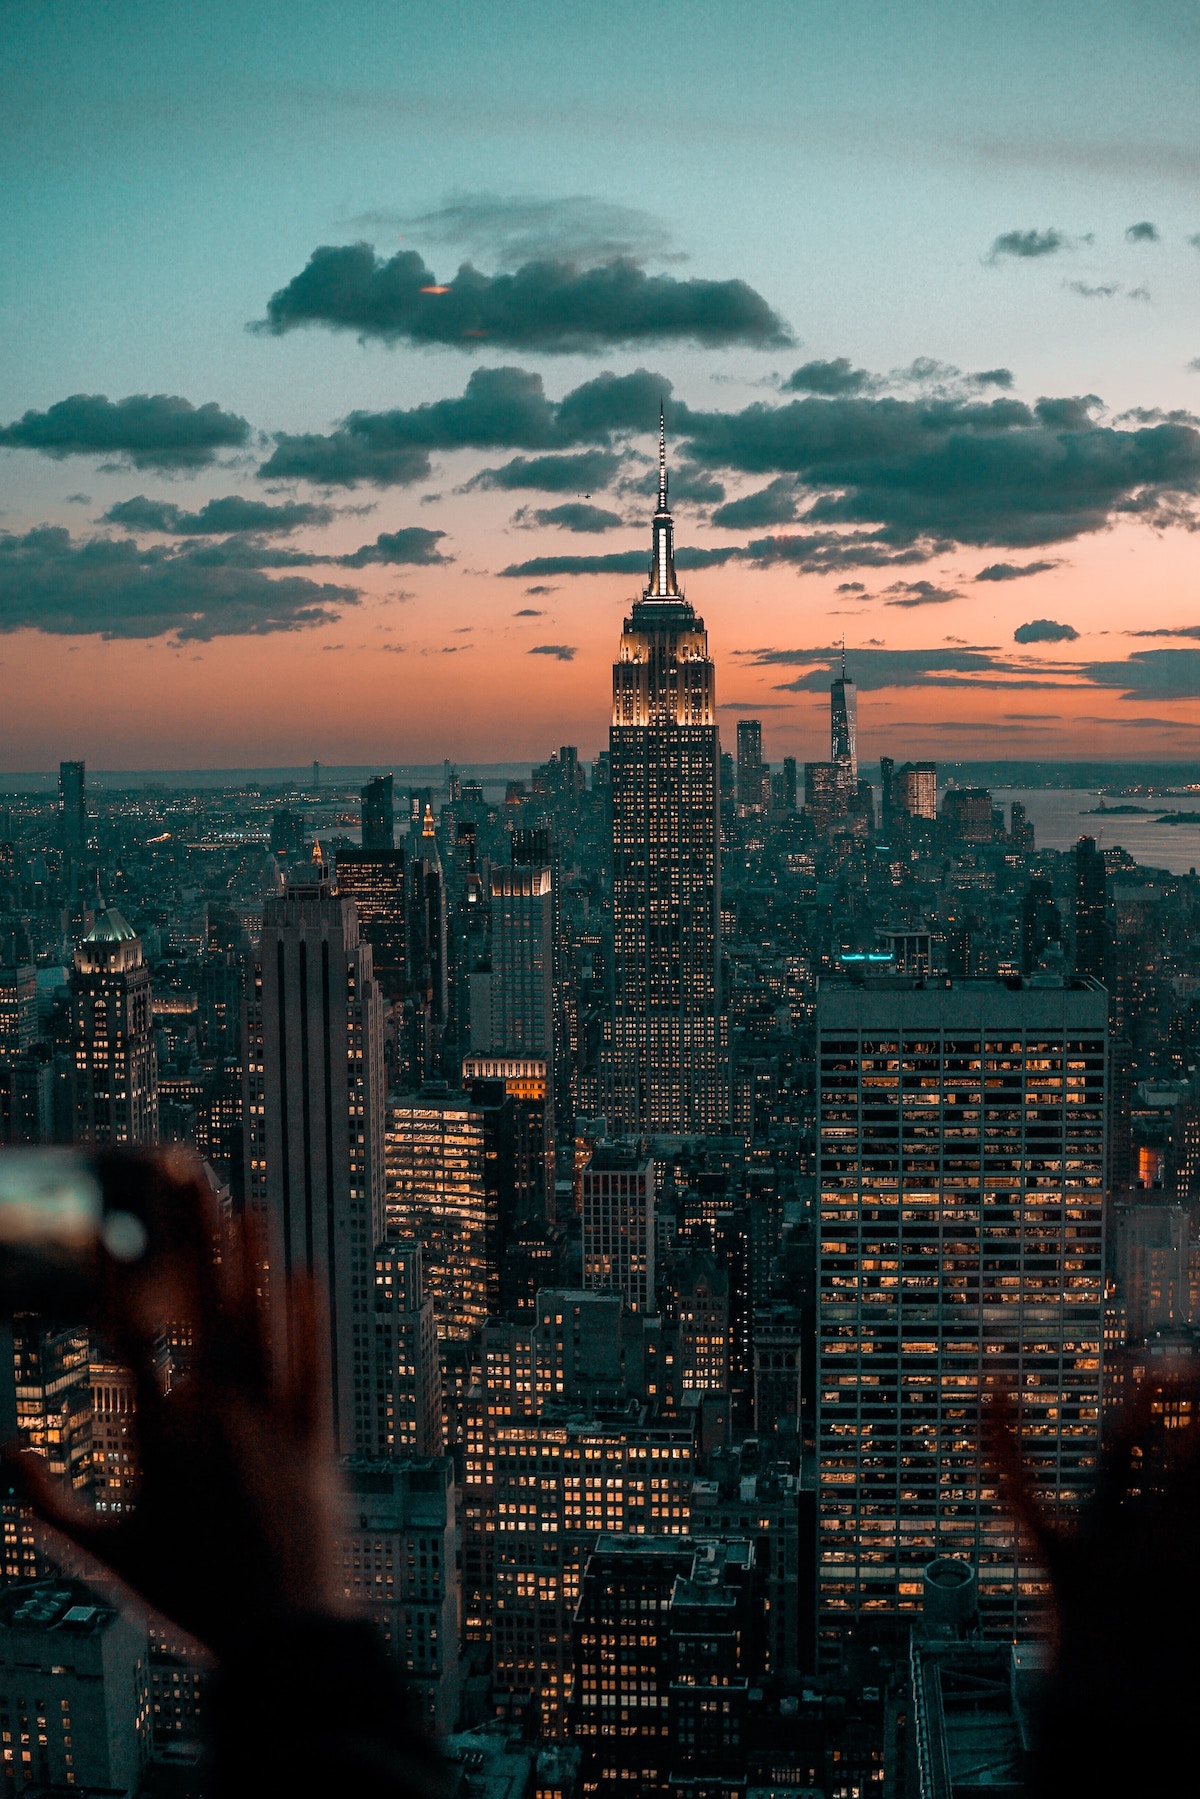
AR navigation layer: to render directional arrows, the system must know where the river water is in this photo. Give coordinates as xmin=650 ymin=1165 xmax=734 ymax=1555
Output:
xmin=992 ymin=789 xmax=1200 ymax=876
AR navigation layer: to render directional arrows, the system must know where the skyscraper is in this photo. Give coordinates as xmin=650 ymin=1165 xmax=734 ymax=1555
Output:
xmin=335 ymin=848 xmax=407 ymax=999
xmin=582 ymin=1142 xmax=656 ymax=1314
xmin=360 ymin=772 xmax=395 ymax=853
xmin=1074 ymin=835 xmax=1108 ymax=982
xmin=486 ymin=864 xmax=555 ymax=1069
xmin=735 ymin=719 xmax=767 ymax=816
xmin=609 ymin=416 xmax=725 ymax=1133
xmin=243 ymin=866 xmax=385 ymax=1456
xmin=59 ymin=761 xmax=87 ymax=853
xmin=384 ymin=1083 xmax=491 ymax=1341
xmin=815 ymin=977 xmax=1106 ymax=1658
xmin=830 ymin=653 xmax=857 ymax=804
xmin=72 ymin=910 xmax=158 ymax=1146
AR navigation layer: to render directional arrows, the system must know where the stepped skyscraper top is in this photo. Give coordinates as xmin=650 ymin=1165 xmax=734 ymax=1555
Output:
xmin=613 ymin=415 xmax=715 ymax=729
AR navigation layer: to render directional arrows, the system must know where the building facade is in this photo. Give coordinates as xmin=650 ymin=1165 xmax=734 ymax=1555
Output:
xmin=609 ymin=419 xmax=725 ymax=1134
xmin=582 ymin=1144 xmax=656 ymax=1314
xmin=71 ymin=910 xmax=158 ymax=1146
xmin=244 ymin=869 xmax=386 ymax=1457
xmin=815 ymin=977 xmax=1106 ymax=1656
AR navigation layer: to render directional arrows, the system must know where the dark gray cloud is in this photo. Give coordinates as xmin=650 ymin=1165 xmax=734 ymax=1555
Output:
xmin=1128 ymin=624 xmax=1200 ymax=639
xmin=970 ymin=369 xmax=1015 ymax=390
xmin=0 ymin=526 xmax=356 ymax=640
xmin=262 ymin=364 xmax=1200 ymax=558
xmin=988 ymin=228 xmax=1070 ymax=260
xmin=976 ymin=559 xmax=1058 ymax=580
xmin=368 ymin=193 xmax=679 ymax=268
xmin=257 ymin=242 xmax=790 ymax=352
xmin=1126 ymin=221 xmax=1159 ymax=242
xmin=528 ymin=502 xmax=623 ymax=533
xmin=1067 ymin=281 xmax=1120 ymax=299
xmin=1014 ymin=617 xmax=1079 ymax=643
xmin=1082 ymin=648 xmax=1200 ymax=699
xmin=742 ymin=645 xmax=1070 ymax=691
xmin=0 ymin=393 xmax=250 ymax=470
xmin=339 ymin=528 xmax=448 ymax=567
xmin=883 ymin=580 xmax=960 ymax=608
xmin=783 ymin=359 xmax=873 ymax=396
xmin=467 ymin=450 xmax=621 ymax=492
xmin=837 ymin=581 xmax=866 ymax=592
xmin=528 ymin=643 xmax=576 ymax=660
xmin=103 ymin=494 xmax=333 ymax=534
xmin=261 ymin=366 xmax=678 ymax=489
xmin=711 ymin=478 xmax=799 ymax=529
xmin=675 ymin=390 xmax=1200 ymax=547
xmin=500 ymin=545 xmax=738 ymax=577
xmin=514 ymin=607 xmax=543 ymax=615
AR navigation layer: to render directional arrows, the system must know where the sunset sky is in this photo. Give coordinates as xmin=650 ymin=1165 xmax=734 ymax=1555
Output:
xmin=3 ymin=0 xmax=1199 ymax=770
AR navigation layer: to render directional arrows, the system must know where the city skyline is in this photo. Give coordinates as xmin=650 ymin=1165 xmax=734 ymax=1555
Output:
xmin=3 ymin=3 xmax=1200 ymax=768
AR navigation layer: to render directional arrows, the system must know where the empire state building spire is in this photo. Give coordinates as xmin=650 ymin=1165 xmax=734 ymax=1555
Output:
xmin=647 ymin=405 xmax=679 ymax=599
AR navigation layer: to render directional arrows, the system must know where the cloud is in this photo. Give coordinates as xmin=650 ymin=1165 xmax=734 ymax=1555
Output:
xmin=1128 ymin=285 xmax=1152 ymax=302
xmin=528 ymin=643 xmax=576 ymax=660
xmin=0 ymin=393 xmax=250 ymax=470
xmin=514 ymin=607 xmax=543 ymax=616
xmin=527 ymin=502 xmax=623 ymax=532
xmin=256 ymin=242 xmax=790 ymax=352
xmin=837 ymin=581 xmax=866 ymax=592
xmin=524 ymin=584 xmax=557 ymax=595
xmin=711 ymin=478 xmax=799 ymax=528
xmin=1128 ymin=624 xmax=1200 ymax=639
xmin=675 ymin=389 xmax=1200 ymax=548
xmin=1013 ymin=617 xmax=1079 ymax=643
xmin=1126 ymin=221 xmax=1159 ymax=242
xmin=338 ymin=527 xmax=448 ymax=566
xmin=1066 ymin=281 xmax=1120 ymax=299
xmin=1082 ymin=647 xmax=1200 ymax=699
xmin=969 ymin=369 xmax=1015 ymax=390
xmin=883 ymin=579 xmax=960 ymax=608
xmin=783 ymin=359 xmax=873 ymax=396
xmin=365 ymin=192 xmax=680 ymax=268
xmin=103 ymin=494 xmax=333 ymax=534
xmin=500 ymin=545 xmax=738 ymax=577
xmin=467 ymin=450 xmax=621 ymax=492
xmin=0 ymin=526 xmax=357 ymax=640
xmin=987 ymin=228 xmax=1070 ymax=261
xmin=743 ymin=645 xmax=1070 ymax=691
xmin=976 ymin=559 xmax=1058 ymax=580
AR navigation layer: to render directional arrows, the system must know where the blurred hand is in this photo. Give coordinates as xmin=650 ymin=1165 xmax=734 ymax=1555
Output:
xmin=5 ymin=1150 xmax=345 ymax=1658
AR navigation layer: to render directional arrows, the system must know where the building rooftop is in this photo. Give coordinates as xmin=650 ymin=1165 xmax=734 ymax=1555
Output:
xmin=0 ymin=1579 xmax=117 ymax=1637
xmin=82 ymin=908 xmax=137 ymax=944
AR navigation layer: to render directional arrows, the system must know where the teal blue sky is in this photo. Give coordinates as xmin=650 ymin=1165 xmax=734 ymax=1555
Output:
xmin=1 ymin=0 xmax=1199 ymax=766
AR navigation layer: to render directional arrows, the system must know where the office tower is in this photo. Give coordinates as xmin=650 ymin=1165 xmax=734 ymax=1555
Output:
xmin=815 ymin=977 xmax=1106 ymax=1657
xmin=609 ymin=416 xmax=725 ymax=1133
xmin=804 ymin=760 xmax=838 ymax=832
xmin=1009 ymin=800 xmax=1035 ymax=855
xmin=0 ymin=959 xmax=36 ymax=1058
xmin=369 ymin=1240 xmax=442 ymax=1456
xmin=895 ymin=761 xmax=937 ymax=820
xmin=336 ymin=846 xmax=407 ymax=999
xmin=0 ymin=1581 xmax=151 ymax=1792
xmin=668 ymin=1250 xmax=730 ymax=1393
xmin=361 ymin=772 xmax=395 ymax=853
xmin=385 ymin=1084 xmax=491 ymax=1340
xmin=736 ymin=718 xmax=768 ymax=815
xmin=1074 ymin=835 xmax=1108 ymax=982
xmin=1021 ymin=877 xmax=1061 ymax=975
xmin=573 ymin=1537 xmax=757 ymax=1794
xmin=690 ymin=1457 xmax=803 ymax=1679
xmin=90 ymin=1359 xmax=138 ymax=1515
xmin=487 ymin=865 xmax=555 ymax=1067
xmin=408 ymin=812 xmax=448 ymax=1071
xmin=879 ymin=755 xmax=895 ymax=837
xmin=339 ymin=1457 xmax=460 ymax=1736
xmin=830 ymin=653 xmax=857 ymax=805
xmin=782 ymin=754 xmax=798 ymax=813
xmin=243 ymin=866 xmax=385 ymax=1458
xmin=71 ymin=910 xmax=158 ymax=1146
xmin=582 ymin=1142 xmax=656 ymax=1313
xmin=942 ymin=787 xmax=996 ymax=843
xmin=59 ymin=760 xmax=87 ymax=852
xmin=463 ymin=1053 xmax=558 ymax=1313
xmin=13 ymin=1324 xmax=92 ymax=1491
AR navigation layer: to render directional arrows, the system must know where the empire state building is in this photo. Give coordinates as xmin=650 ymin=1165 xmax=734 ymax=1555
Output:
xmin=609 ymin=417 xmax=727 ymax=1132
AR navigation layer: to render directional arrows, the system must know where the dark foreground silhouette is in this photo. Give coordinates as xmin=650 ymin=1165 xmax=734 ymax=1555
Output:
xmin=5 ymin=1150 xmax=448 ymax=1799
